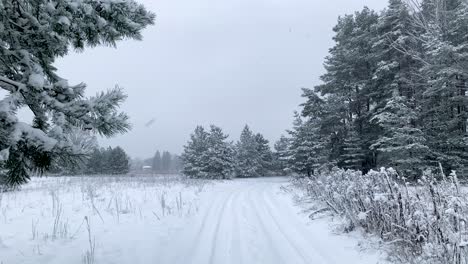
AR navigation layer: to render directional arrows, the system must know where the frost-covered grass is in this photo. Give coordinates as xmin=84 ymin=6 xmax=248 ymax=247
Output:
xmin=0 ymin=175 xmax=209 ymax=264
xmin=294 ymin=168 xmax=468 ymax=264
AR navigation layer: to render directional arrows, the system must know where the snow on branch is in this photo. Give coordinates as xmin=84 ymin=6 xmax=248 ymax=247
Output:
xmin=0 ymin=76 xmax=26 ymax=92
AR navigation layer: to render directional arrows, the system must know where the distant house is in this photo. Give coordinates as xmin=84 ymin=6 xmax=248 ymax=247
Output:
xmin=142 ymin=166 xmax=152 ymax=172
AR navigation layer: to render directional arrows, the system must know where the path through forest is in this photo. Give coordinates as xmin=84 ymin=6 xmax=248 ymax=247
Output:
xmin=157 ymin=177 xmax=383 ymax=264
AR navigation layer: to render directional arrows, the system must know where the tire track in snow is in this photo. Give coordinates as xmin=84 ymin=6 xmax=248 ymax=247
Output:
xmin=231 ymin=185 xmax=251 ymax=264
xmin=191 ymin=189 xmax=237 ymax=263
xmin=245 ymin=183 xmax=290 ymax=264
xmin=208 ymin=187 xmax=240 ymax=264
xmin=166 ymin=188 xmax=228 ymax=264
xmin=260 ymin=184 xmax=336 ymax=264
xmin=158 ymin=178 xmax=383 ymax=264
xmin=262 ymin=184 xmax=341 ymax=263
xmin=248 ymin=183 xmax=310 ymax=264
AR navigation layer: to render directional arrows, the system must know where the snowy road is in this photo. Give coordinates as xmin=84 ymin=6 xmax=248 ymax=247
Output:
xmin=157 ymin=177 xmax=382 ymax=264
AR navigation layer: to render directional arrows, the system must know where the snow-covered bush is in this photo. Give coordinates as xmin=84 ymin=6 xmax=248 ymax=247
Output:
xmin=296 ymin=168 xmax=468 ymax=264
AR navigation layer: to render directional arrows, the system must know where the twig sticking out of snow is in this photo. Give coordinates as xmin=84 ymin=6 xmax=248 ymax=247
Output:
xmin=82 ymin=216 xmax=95 ymax=264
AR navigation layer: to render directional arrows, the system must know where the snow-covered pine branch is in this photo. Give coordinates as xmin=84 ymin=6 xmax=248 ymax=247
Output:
xmin=0 ymin=0 xmax=155 ymax=187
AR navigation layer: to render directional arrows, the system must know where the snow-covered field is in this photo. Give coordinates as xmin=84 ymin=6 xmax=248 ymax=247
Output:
xmin=0 ymin=176 xmax=384 ymax=264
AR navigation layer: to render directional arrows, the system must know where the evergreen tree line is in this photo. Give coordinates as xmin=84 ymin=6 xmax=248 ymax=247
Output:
xmin=282 ymin=0 xmax=468 ymax=179
xmin=52 ymin=146 xmax=130 ymax=175
xmin=181 ymin=125 xmax=282 ymax=179
xmin=144 ymin=150 xmax=182 ymax=173
xmin=86 ymin=147 xmax=130 ymax=175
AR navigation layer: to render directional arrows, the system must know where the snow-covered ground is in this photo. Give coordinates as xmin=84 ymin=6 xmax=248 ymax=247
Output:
xmin=0 ymin=176 xmax=385 ymax=264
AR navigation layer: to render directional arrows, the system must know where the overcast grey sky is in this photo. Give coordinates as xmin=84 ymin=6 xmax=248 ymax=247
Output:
xmin=55 ymin=0 xmax=388 ymax=158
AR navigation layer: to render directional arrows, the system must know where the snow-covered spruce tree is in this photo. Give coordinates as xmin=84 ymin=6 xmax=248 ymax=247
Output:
xmin=289 ymin=1 xmax=468 ymax=177
xmin=234 ymin=125 xmax=273 ymax=177
xmin=272 ymin=135 xmax=290 ymax=175
xmin=299 ymin=89 xmax=345 ymax=170
xmin=372 ymin=0 xmax=421 ymax=101
xmin=313 ymin=8 xmax=380 ymax=172
xmin=83 ymin=146 xmax=129 ymax=175
xmin=299 ymin=8 xmax=380 ymax=173
xmin=86 ymin=148 xmax=103 ymax=175
xmin=371 ymin=96 xmax=429 ymax=178
xmin=368 ymin=0 xmax=430 ymax=178
xmin=108 ymin=146 xmax=130 ymax=175
xmin=100 ymin=147 xmax=113 ymax=174
xmin=161 ymin=151 xmax=171 ymax=173
xmin=181 ymin=125 xmax=235 ymax=179
xmin=181 ymin=126 xmax=209 ymax=178
xmin=169 ymin=154 xmax=182 ymax=173
xmin=253 ymin=133 xmax=273 ymax=176
xmin=287 ymin=114 xmax=329 ymax=177
xmin=340 ymin=128 xmax=366 ymax=171
xmin=415 ymin=0 xmax=468 ymax=172
xmin=204 ymin=125 xmax=235 ymax=179
xmin=234 ymin=125 xmax=258 ymax=177
xmin=0 ymin=0 xmax=155 ymax=187
xmin=152 ymin=150 xmax=162 ymax=173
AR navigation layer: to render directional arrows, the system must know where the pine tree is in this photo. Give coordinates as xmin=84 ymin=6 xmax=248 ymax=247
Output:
xmin=368 ymin=0 xmax=429 ymax=175
xmin=254 ymin=133 xmax=273 ymax=176
xmin=86 ymin=149 xmax=103 ymax=175
xmin=314 ymin=8 xmax=380 ymax=172
xmin=101 ymin=147 xmax=113 ymax=174
xmin=204 ymin=125 xmax=235 ymax=179
xmin=273 ymin=135 xmax=290 ymax=174
xmin=170 ymin=155 xmax=182 ymax=173
xmin=417 ymin=0 xmax=468 ymax=171
xmin=181 ymin=125 xmax=235 ymax=179
xmin=152 ymin=151 xmax=162 ymax=173
xmin=287 ymin=114 xmax=329 ymax=176
xmin=181 ymin=126 xmax=209 ymax=178
xmin=0 ymin=0 xmax=155 ymax=187
xmin=235 ymin=125 xmax=257 ymax=177
xmin=287 ymin=0 xmax=468 ymax=178
xmin=161 ymin=151 xmax=171 ymax=173
xmin=108 ymin=147 xmax=130 ymax=175
xmin=373 ymin=0 xmax=419 ymax=100
xmin=340 ymin=129 xmax=366 ymax=170
xmin=371 ymin=96 xmax=429 ymax=177
xmin=300 ymin=89 xmax=343 ymax=167
xmin=234 ymin=125 xmax=273 ymax=177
